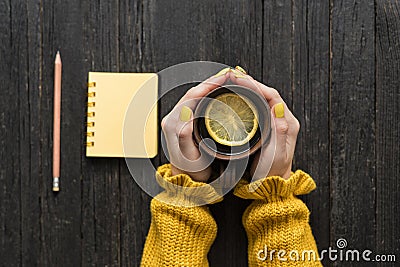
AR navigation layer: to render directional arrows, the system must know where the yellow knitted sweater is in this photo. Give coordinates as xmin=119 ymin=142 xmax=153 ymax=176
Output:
xmin=141 ymin=164 xmax=322 ymax=267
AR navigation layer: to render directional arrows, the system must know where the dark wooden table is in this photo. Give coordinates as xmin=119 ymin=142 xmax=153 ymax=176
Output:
xmin=1 ymin=0 xmax=399 ymax=266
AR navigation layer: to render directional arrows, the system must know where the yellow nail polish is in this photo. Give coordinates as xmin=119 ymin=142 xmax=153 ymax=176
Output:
xmin=235 ymin=65 xmax=247 ymax=74
xmin=274 ymin=103 xmax=285 ymax=118
xmin=180 ymin=106 xmax=192 ymax=122
xmin=214 ymin=67 xmax=231 ymax=77
xmin=230 ymin=69 xmax=245 ymax=78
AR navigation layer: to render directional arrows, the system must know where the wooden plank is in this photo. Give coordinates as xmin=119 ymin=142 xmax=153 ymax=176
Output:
xmin=21 ymin=0 xmax=42 ymax=265
xmin=330 ymin=0 xmax=376 ymax=256
xmin=0 ymin=0 xmax=21 ymax=265
xmin=197 ymin=0 xmax=264 ymax=80
xmin=263 ymin=0 xmax=293 ymax=105
xmin=88 ymin=159 xmax=121 ymax=266
xmin=144 ymin=0 xmax=263 ymax=78
xmin=292 ymin=0 xmax=331 ymax=263
xmin=376 ymin=1 xmax=400 ymax=264
xmin=208 ymin=195 xmax=251 ymax=267
xmin=39 ymin=0 xmax=85 ymax=265
xmin=81 ymin=0 xmax=121 ymax=266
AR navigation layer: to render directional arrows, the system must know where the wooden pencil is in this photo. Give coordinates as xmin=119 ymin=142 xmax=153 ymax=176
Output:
xmin=52 ymin=51 xmax=62 ymax=192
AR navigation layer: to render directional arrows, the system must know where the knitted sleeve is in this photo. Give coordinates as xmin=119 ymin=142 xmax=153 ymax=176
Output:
xmin=141 ymin=164 xmax=222 ymax=267
xmin=234 ymin=170 xmax=322 ymax=267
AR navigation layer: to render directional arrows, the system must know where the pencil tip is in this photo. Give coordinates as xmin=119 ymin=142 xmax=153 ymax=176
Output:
xmin=55 ymin=51 xmax=62 ymax=63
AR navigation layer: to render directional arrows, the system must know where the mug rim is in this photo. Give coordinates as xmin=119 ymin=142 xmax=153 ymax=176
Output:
xmin=193 ymin=85 xmax=271 ymax=161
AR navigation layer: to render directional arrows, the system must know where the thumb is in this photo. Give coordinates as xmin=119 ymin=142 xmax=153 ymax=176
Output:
xmin=177 ymin=106 xmax=197 ymax=157
xmin=272 ymin=102 xmax=288 ymax=161
xmin=175 ymin=106 xmax=214 ymax=173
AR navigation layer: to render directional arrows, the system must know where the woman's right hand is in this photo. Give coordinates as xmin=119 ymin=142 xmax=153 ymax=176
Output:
xmin=161 ymin=69 xmax=230 ymax=182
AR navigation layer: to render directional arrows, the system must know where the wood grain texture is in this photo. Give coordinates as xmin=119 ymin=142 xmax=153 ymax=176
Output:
xmin=81 ymin=0 xmax=121 ymax=266
xmin=0 ymin=0 xmax=22 ymax=265
xmin=22 ymin=0 xmax=42 ymax=265
xmin=376 ymin=1 xmax=400 ymax=266
xmin=39 ymin=0 xmax=86 ymax=265
xmin=263 ymin=0 xmax=293 ymax=105
xmin=330 ymin=0 xmax=376 ymax=259
xmin=292 ymin=1 xmax=331 ymax=265
xmin=146 ymin=0 xmax=263 ymax=78
xmin=0 ymin=0 xmax=399 ymax=266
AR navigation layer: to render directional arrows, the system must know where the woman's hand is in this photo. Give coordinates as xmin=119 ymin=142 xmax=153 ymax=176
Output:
xmin=161 ymin=69 xmax=230 ymax=182
xmin=229 ymin=68 xmax=300 ymax=180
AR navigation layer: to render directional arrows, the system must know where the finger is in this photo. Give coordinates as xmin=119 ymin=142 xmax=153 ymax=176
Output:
xmin=177 ymin=68 xmax=230 ymax=108
xmin=160 ymin=114 xmax=179 ymax=157
xmin=161 ymin=104 xmax=193 ymax=149
xmin=162 ymin=106 xmax=214 ymax=173
xmin=230 ymin=71 xmax=300 ymax=126
xmin=271 ymin=103 xmax=288 ymax=162
xmin=229 ymin=71 xmax=283 ymax=107
xmin=176 ymin=106 xmax=198 ymax=158
xmin=250 ymin=117 xmax=276 ymax=181
xmin=274 ymin=102 xmax=299 ymax=144
xmin=286 ymin=116 xmax=300 ymax=161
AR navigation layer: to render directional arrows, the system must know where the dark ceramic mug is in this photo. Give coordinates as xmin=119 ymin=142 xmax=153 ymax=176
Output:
xmin=193 ymin=85 xmax=272 ymax=162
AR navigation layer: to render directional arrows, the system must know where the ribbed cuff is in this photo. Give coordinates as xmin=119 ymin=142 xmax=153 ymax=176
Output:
xmin=155 ymin=164 xmax=223 ymax=207
xmin=233 ymin=170 xmax=316 ymax=202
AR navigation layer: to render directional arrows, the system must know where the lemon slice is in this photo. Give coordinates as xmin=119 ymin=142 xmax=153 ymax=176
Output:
xmin=205 ymin=93 xmax=259 ymax=146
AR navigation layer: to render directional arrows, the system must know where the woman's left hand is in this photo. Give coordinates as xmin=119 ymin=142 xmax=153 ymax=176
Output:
xmin=229 ymin=68 xmax=300 ymax=180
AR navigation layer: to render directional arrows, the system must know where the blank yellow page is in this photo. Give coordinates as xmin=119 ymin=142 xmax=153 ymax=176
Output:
xmin=86 ymin=72 xmax=158 ymax=158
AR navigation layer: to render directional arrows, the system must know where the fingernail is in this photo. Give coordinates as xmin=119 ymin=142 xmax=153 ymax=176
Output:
xmin=180 ymin=106 xmax=192 ymax=122
xmin=214 ymin=67 xmax=232 ymax=77
xmin=235 ymin=65 xmax=247 ymax=74
xmin=274 ymin=103 xmax=285 ymax=118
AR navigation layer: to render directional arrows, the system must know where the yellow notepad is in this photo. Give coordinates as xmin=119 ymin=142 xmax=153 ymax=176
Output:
xmin=86 ymin=72 xmax=158 ymax=158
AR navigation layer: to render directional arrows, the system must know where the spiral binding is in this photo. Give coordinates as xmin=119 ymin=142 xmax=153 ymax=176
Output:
xmin=86 ymin=141 xmax=94 ymax=147
xmin=86 ymin=81 xmax=96 ymax=147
